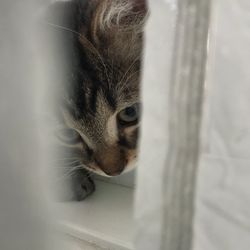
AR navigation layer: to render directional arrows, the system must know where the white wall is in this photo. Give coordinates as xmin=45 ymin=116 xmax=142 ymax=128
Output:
xmin=194 ymin=1 xmax=250 ymax=249
xmin=0 ymin=1 xmax=63 ymax=250
xmin=135 ymin=0 xmax=250 ymax=250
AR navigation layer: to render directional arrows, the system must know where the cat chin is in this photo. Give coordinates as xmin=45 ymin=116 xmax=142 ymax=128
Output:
xmin=83 ymin=158 xmax=138 ymax=178
xmin=83 ymin=166 xmax=110 ymax=177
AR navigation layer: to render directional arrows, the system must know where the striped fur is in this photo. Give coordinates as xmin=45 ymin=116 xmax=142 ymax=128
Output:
xmin=46 ymin=0 xmax=147 ymax=180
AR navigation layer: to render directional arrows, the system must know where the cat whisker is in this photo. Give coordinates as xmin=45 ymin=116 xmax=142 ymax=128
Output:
xmin=51 ymin=161 xmax=80 ymax=167
xmin=122 ymin=69 xmax=140 ymax=86
xmin=45 ymin=22 xmax=83 ymax=38
xmin=54 ymin=163 xmax=82 ymax=169
xmin=51 ymin=158 xmax=80 ymax=162
xmin=118 ymin=69 xmax=140 ymax=95
xmin=56 ymin=164 xmax=85 ymax=181
xmin=117 ymin=56 xmax=140 ymax=87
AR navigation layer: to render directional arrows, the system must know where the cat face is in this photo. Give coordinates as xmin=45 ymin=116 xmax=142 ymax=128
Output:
xmin=54 ymin=0 xmax=147 ymax=176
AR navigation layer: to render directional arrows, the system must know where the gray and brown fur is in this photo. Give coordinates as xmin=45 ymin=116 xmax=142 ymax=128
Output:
xmin=44 ymin=0 xmax=147 ymax=200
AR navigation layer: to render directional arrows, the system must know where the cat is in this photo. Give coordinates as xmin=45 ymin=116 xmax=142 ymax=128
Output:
xmin=43 ymin=0 xmax=147 ymax=200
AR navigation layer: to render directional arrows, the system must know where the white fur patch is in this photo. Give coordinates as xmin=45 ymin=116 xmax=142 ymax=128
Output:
xmin=98 ymin=0 xmax=146 ymax=33
xmin=99 ymin=0 xmax=133 ymax=29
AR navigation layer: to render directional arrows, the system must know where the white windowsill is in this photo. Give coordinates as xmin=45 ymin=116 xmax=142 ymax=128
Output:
xmin=56 ymin=180 xmax=135 ymax=250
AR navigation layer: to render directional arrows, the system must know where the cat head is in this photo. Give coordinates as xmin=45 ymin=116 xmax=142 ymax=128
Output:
xmin=53 ymin=0 xmax=147 ymax=176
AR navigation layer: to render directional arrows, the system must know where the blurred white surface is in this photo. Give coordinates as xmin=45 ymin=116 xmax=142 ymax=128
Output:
xmin=0 ymin=1 xmax=54 ymax=250
xmin=135 ymin=1 xmax=177 ymax=250
xmin=135 ymin=0 xmax=250 ymax=250
xmin=194 ymin=0 xmax=250 ymax=249
xmin=57 ymin=180 xmax=135 ymax=250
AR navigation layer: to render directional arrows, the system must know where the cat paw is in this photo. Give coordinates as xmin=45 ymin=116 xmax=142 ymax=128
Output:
xmin=74 ymin=174 xmax=95 ymax=201
xmin=55 ymin=169 xmax=96 ymax=201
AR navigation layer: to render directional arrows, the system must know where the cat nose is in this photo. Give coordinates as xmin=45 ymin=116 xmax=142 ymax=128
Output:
xmin=94 ymin=146 xmax=127 ymax=176
xmin=95 ymin=158 xmax=127 ymax=176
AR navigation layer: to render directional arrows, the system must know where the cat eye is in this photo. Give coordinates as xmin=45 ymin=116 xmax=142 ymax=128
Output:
xmin=118 ymin=103 xmax=140 ymax=125
xmin=56 ymin=128 xmax=82 ymax=145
